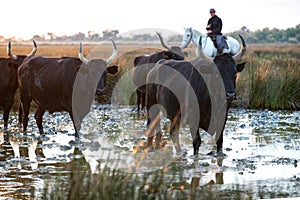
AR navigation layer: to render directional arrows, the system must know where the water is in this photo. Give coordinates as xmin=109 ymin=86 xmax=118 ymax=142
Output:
xmin=0 ymin=106 xmax=299 ymax=198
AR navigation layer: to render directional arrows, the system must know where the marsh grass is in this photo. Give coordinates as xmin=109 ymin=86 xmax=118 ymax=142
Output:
xmin=241 ymin=44 xmax=300 ymax=110
xmin=40 ymin=160 xmax=297 ymax=200
xmin=39 ymin=162 xmax=242 ymax=200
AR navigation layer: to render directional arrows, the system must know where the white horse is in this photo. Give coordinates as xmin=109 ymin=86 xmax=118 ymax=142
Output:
xmin=181 ymin=27 xmax=241 ymax=57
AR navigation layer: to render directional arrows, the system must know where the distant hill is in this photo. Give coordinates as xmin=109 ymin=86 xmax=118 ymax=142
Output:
xmin=120 ymin=28 xmax=181 ymax=38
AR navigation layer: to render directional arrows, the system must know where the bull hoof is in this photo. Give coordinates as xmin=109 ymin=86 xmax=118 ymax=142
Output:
xmin=74 ymin=136 xmax=80 ymax=143
xmin=207 ymin=150 xmax=216 ymax=156
xmin=217 ymin=150 xmax=227 ymax=158
xmin=39 ymin=130 xmax=45 ymax=136
xmin=207 ymin=149 xmax=228 ymax=158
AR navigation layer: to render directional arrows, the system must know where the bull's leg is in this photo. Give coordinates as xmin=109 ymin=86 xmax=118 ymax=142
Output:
xmin=146 ymin=118 xmax=154 ymax=147
xmin=170 ymin=118 xmax=181 ymax=154
xmin=145 ymin=83 xmax=165 ymax=150
xmin=155 ymin=130 xmax=162 ymax=149
xmin=69 ymin=112 xmax=80 ymax=138
xmin=18 ymin=103 xmax=23 ymax=128
xmin=190 ymin=125 xmax=201 ymax=155
xmin=34 ymin=106 xmax=46 ymax=135
xmin=3 ymin=109 xmax=10 ymax=131
xmin=146 ymin=111 xmax=161 ymax=149
xmin=216 ymin=131 xmax=224 ymax=153
xmin=20 ymin=90 xmax=32 ymax=134
xmin=141 ymin=92 xmax=146 ymax=112
xmin=136 ymin=90 xmax=141 ymax=112
xmin=215 ymin=112 xmax=228 ymax=156
xmin=207 ymin=127 xmax=226 ymax=157
xmin=3 ymin=97 xmax=14 ymax=131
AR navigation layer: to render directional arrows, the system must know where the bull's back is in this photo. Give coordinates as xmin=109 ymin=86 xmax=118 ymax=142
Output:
xmin=133 ymin=55 xmax=162 ymax=92
xmin=19 ymin=57 xmax=81 ymax=112
xmin=149 ymin=59 xmax=212 ymax=128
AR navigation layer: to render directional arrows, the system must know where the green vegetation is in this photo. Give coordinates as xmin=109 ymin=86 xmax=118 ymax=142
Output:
xmin=228 ymin=24 xmax=300 ymax=44
xmin=236 ymin=44 xmax=300 ymax=110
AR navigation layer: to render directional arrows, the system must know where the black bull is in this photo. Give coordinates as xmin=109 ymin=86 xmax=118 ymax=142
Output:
xmin=145 ymin=54 xmax=246 ymax=155
xmin=132 ymin=31 xmax=187 ymax=112
xmin=18 ymin=42 xmax=118 ymax=137
xmin=133 ymin=50 xmax=185 ymax=112
xmin=0 ymin=41 xmax=37 ymax=130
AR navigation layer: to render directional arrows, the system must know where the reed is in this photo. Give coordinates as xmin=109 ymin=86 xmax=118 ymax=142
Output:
xmin=240 ymin=44 xmax=300 ymax=110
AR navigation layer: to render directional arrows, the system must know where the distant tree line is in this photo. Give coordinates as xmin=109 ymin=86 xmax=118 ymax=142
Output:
xmin=1 ymin=24 xmax=299 ymax=43
xmin=30 ymin=29 xmax=120 ymax=42
xmin=170 ymin=24 xmax=300 ymax=44
xmin=227 ymin=24 xmax=300 ymax=44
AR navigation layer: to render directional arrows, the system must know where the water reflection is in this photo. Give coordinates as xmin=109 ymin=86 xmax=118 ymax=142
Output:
xmin=0 ymin=108 xmax=299 ymax=198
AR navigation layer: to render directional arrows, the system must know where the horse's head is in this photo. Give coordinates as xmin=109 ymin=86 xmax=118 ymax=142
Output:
xmin=180 ymin=27 xmax=193 ymax=49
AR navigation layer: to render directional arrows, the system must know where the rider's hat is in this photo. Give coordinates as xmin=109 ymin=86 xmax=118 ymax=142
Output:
xmin=209 ymin=8 xmax=216 ymax=13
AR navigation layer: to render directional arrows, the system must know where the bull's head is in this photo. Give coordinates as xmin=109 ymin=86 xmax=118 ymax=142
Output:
xmin=156 ymin=32 xmax=188 ymax=59
xmin=78 ymin=39 xmax=119 ymax=95
xmin=162 ymin=51 xmax=185 ymax=61
xmin=198 ymin=35 xmax=247 ymax=102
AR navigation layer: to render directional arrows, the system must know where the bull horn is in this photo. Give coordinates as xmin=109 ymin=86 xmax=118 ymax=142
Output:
xmin=78 ymin=43 xmax=89 ymax=65
xmin=197 ymin=36 xmax=214 ymax=63
xmin=27 ymin=40 xmax=37 ymax=57
xmin=156 ymin=31 xmax=172 ymax=51
xmin=7 ymin=41 xmax=17 ymax=60
xmin=232 ymin=34 xmax=246 ymax=61
xmin=105 ymin=39 xmax=118 ymax=64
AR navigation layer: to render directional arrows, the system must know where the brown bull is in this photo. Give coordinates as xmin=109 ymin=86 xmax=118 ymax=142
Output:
xmin=18 ymin=40 xmax=118 ymax=137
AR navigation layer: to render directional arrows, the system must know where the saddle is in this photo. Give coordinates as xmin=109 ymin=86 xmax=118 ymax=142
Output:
xmin=210 ymin=35 xmax=229 ymax=54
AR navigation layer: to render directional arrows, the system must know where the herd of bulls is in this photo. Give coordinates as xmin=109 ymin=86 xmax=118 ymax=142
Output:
xmin=0 ymin=32 xmax=247 ymax=156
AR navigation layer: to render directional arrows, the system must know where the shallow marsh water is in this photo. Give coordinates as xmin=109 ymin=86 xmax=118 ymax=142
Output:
xmin=0 ymin=105 xmax=299 ymax=199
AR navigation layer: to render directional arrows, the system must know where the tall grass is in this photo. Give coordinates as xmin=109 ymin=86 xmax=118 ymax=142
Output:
xmin=238 ymin=44 xmax=300 ymax=110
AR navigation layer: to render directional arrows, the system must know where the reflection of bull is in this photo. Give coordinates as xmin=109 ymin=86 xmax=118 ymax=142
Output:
xmin=146 ymin=35 xmax=246 ymax=155
xmin=18 ymin=40 xmax=118 ymax=137
xmin=132 ymin=32 xmax=186 ymax=112
xmin=0 ymin=132 xmax=38 ymax=170
xmin=0 ymin=41 xmax=37 ymax=130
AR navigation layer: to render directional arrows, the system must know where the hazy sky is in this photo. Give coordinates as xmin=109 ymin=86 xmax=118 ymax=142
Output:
xmin=1 ymin=0 xmax=299 ymax=39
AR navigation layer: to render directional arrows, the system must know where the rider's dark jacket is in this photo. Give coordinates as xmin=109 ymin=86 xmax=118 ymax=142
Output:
xmin=206 ymin=15 xmax=222 ymax=35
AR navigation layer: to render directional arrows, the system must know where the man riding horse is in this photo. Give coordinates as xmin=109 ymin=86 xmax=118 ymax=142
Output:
xmin=206 ymin=8 xmax=228 ymax=54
